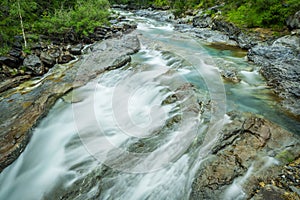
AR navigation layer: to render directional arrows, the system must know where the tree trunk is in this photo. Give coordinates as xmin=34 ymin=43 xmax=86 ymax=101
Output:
xmin=17 ymin=0 xmax=27 ymax=48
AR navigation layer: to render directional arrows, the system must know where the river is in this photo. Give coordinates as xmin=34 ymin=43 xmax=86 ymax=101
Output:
xmin=0 ymin=10 xmax=299 ymax=200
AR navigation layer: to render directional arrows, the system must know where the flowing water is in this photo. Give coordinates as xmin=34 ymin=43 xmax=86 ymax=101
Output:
xmin=0 ymin=10 xmax=299 ymax=200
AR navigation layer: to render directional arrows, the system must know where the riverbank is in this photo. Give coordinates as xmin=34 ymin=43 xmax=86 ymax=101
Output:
xmin=0 ymin=15 xmax=137 ymax=92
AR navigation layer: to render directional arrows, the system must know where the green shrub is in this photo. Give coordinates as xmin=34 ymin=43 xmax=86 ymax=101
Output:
xmin=226 ymin=0 xmax=300 ymax=28
xmin=35 ymin=0 xmax=110 ymax=35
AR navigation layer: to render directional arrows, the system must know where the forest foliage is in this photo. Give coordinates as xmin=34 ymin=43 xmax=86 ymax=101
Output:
xmin=0 ymin=0 xmax=110 ymax=49
xmin=1 ymin=0 xmax=299 ymax=52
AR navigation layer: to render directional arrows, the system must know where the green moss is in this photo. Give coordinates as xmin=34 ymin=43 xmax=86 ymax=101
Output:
xmin=275 ymin=149 xmax=296 ymax=164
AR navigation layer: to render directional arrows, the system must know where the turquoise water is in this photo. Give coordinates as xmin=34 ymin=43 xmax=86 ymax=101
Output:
xmin=202 ymin=45 xmax=300 ymax=134
xmin=135 ymin=14 xmax=300 ymax=134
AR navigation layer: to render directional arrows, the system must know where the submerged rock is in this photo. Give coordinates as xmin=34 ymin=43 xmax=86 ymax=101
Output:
xmin=221 ymin=69 xmax=241 ymax=83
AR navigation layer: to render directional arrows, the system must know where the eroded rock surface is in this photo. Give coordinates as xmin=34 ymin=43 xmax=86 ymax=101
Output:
xmin=190 ymin=112 xmax=300 ymax=200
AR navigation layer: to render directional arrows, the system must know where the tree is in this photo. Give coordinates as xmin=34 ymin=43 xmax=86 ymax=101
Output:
xmin=16 ymin=0 xmax=27 ymax=47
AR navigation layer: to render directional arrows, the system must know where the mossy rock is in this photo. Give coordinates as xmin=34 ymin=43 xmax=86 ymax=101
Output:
xmin=275 ymin=149 xmax=298 ymax=164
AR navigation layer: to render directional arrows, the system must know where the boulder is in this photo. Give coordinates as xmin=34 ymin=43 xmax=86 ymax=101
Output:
xmin=9 ymin=48 xmax=22 ymax=58
xmin=193 ymin=15 xmax=212 ymax=28
xmin=49 ymin=48 xmax=61 ymax=59
xmin=64 ymin=29 xmax=78 ymax=44
xmin=195 ymin=29 xmax=238 ymax=46
xmin=40 ymin=51 xmax=56 ymax=66
xmin=30 ymin=43 xmax=42 ymax=50
xmin=51 ymin=37 xmax=62 ymax=45
xmin=81 ymin=36 xmax=92 ymax=44
xmin=272 ymin=35 xmax=300 ymax=50
xmin=23 ymin=54 xmax=44 ymax=75
xmin=0 ymin=56 xmax=20 ymax=68
xmin=93 ymin=27 xmax=108 ymax=40
xmin=69 ymin=44 xmax=83 ymax=55
xmin=58 ymin=54 xmax=74 ymax=64
xmin=12 ymin=41 xmax=22 ymax=50
xmin=286 ymin=11 xmax=300 ymax=30
xmin=212 ymin=19 xmax=241 ymax=40
xmin=248 ymin=45 xmax=295 ymax=66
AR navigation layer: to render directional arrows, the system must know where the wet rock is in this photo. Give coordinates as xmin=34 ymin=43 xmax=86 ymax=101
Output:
xmin=251 ymin=185 xmax=287 ymax=200
xmin=0 ymin=75 xmax=31 ymax=93
xmin=190 ymin=112 xmax=300 ymax=200
xmin=108 ymin=55 xmax=131 ymax=70
xmin=221 ymin=70 xmax=241 ymax=83
xmin=174 ymin=23 xmax=193 ymax=32
xmin=248 ymin=45 xmax=295 ymax=65
xmin=273 ymin=35 xmax=300 ymax=50
xmin=252 ymin=158 xmax=300 ymax=200
xmin=23 ymin=54 xmax=44 ymax=75
xmin=287 ymin=11 xmax=300 ymax=30
xmin=92 ymin=27 xmax=108 ymax=40
xmin=135 ymin=9 xmax=175 ymax=23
